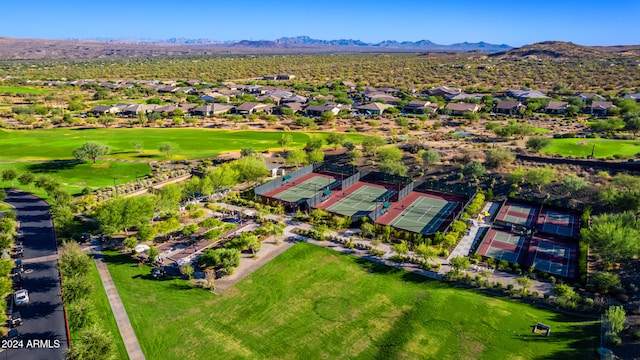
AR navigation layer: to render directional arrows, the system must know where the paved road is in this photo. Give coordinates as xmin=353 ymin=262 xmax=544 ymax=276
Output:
xmin=3 ymin=189 xmax=68 ymax=360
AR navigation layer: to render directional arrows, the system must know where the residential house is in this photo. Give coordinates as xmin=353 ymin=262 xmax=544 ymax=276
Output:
xmin=366 ymin=93 xmax=401 ymax=105
xmin=154 ymin=104 xmax=195 ymax=115
xmin=276 ymin=74 xmax=295 ymax=81
xmin=198 ymin=92 xmax=231 ymax=103
xmin=89 ymin=105 xmax=120 ymax=116
xmin=190 ymin=104 xmax=233 ymax=117
xmin=506 ymin=89 xmax=549 ymax=102
xmin=281 ymin=95 xmax=307 ymax=104
xmin=306 ymin=103 xmax=348 ymax=117
xmin=495 ymin=100 xmax=524 ymax=115
xmin=340 ymin=81 xmax=358 ymax=93
xmin=119 ymin=104 xmax=159 ymax=117
xmin=591 ymin=101 xmax=615 ymax=116
xmin=278 ymin=102 xmax=305 ymax=115
xmin=427 ymin=86 xmax=462 ymax=99
xmin=262 ymin=75 xmax=278 ymax=81
xmin=545 ymin=101 xmax=569 ymax=114
xmin=235 ymin=102 xmax=274 ymax=115
xmin=447 ymin=93 xmax=485 ymax=102
xmin=354 ymin=102 xmax=394 ymax=116
xmin=402 ymin=100 xmax=439 ymax=114
xmin=578 ymin=93 xmax=606 ymax=103
xmin=445 ymin=102 xmax=481 ymax=115
xmin=624 ymin=93 xmax=640 ymax=102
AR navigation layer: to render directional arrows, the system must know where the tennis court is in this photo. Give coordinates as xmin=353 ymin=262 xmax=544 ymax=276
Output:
xmin=265 ymin=173 xmax=336 ymax=203
xmin=529 ymin=237 xmax=575 ymax=278
xmin=537 ymin=209 xmax=578 ymax=238
xmin=324 ymin=183 xmax=389 ymax=217
xmin=377 ymin=193 xmax=459 ymax=235
xmin=475 ymin=229 xmax=526 ymax=264
xmin=495 ymin=202 xmax=538 ymax=228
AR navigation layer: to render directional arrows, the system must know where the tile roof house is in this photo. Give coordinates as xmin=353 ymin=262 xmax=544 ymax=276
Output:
xmin=235 ymin=102 xmax=274 ymax=115
xmin=190 ymin=104 xmax=234 ymax=117
xmin=402 ymin=100 xmax=439 ymax=114
xmin=506 ymin=89 xmax=549 ymax=102
xmin=305 ymin=103 xmax=349 ymax=117
xmin=545 ymin=101 xmax=569 ymax=114
xmin=624 ymin=93 xmax=640 ymax=102
xmin=495 ymin=100 xmax=524 ymax=115
xmin=591 ymin=101 xmax=615 ymax=116
xmin=154 ymin=104 xmax=195 ymax=114
xmin=427 ymin=86 xmax=462 ymax=99
xmin=89 ymin=105 xmax=120 ymax=115
xmin=354 ymin=102 xmax=394 ymax=116
xmin=366 ymin=93 xmax=401 ymax=105
xmin=119 ymin=104 xmax=159 ymax=116
xmin=578 ymin=93 xmax=606 ymax=103
xmin=445 ymin=102 xmax=481 ymax=115
xmin=279 ymin=102 xmax=305 ymax=114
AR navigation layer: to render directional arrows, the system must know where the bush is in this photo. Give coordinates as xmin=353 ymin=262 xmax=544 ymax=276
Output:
xmin=182 ymin=223 xmax=199 ymax=236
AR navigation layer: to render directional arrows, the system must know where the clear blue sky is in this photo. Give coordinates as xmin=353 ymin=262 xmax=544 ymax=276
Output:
xmin=1 ymin=0 xmax=638 ymax=46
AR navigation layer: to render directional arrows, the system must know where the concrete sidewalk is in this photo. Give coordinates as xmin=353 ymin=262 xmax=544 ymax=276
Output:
xmin=92 ymin=242 xmax=146 ymax=360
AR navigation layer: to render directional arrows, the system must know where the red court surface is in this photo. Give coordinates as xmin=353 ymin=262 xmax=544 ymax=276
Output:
xmin=375 ymin=191 xmax=464 ymax=235
xmin=536 ymin=208 xmax=580 ymax=238
xmin=495 ymin=202 xmax=538 ymax=228
xmin=524 ymin=236 xmax=578 ymax=279
xmin=476 ymin=229 xmax=529 ymax=264
xmin=262 ymin=172 xmax=336 ymax=202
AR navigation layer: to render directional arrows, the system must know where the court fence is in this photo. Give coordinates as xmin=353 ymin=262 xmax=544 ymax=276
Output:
xmin=254 ymin=164 xmax=314 ymax=197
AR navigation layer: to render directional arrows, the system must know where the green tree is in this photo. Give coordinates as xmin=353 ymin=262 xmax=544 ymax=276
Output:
xmin=307 ymin=149 xmax=325 ymax=164
xmin=326 ymin=133 xmax=346 ymax=149
xmin=132 ymin=141 xmax=143 ymax=153
xmin=415 ymin=243 xmax=439 ymax=261
xmin=624 ymin=112 xmax=640 ymax=137
xmin=207 ymin=165 xmax=240 ymax=191
xmin=588 ymin=272 xmax=622 ymax=295
xmin=450 ymin=256 xmax=471 ymax=273
xmin=17 ymin=172 xmax=35 ymax=189
xmin=179 ymin=264 xmax=195 ymax=279
xmin=147 ymin=246 xmax=159 ymax=262
xmin=605 ymin=305 xmax=626 ymax=334
xmin=286 ymin=149 xmax=308 ymax=168
xmin=230 ymin=156 xmax=269 ymax=182
xmin=342 ymin=141 xmax=356 ymax=151
xmin=378 ymin=146 xmax=403 ymax=162
xmin=73 ymin=141 xmax=111 ymax=164
xmin=562 ymin=174 xmax=589 ymax=197
xmin=156 ymin=184 xmax=181 ymax=215
xmin=526 ymin=166 xmax=556 ymax=190
xmin=552 ymin=283 xmax=578 ymax=301
xmin=159 ymin=142 xmax=175 ymax=157
xmin=278 ymin=134 xmax=293 ymax=151
xmin=1 ymin=168 xmax=18 ymax=186
xmin=122 ymin=237 xmax=138 ymax=252
xmin=319 ymin=111 xmax=335 ymax=124
xmin=240 ymin=147 xmax=255 ymax=157
xmin=378 ymin=160 xmax=407 ymax=176
xmin=484 ymin=148 xmax=515 ymax=169
xmin=392 ymin=240 xmax=409 ymax=255
xmin=525 ymin=136 xmax=552 ymax=152
xmin=59 ymin=241 xmax=92 ymax=278
xmin=463 ymin=161 xmax=486 ymax=181
xmin=66 ymin=325 xmax=116 ymax=360
xmin=582 ymin=212 xmax=640 ymax=265
xmin=516 ymin=276 xmax=532 ymax=295
xmin=421 ymin=149 xmax=441 ymax=168
xmin=361 ymin=135 xmax=386 ymax=156
xmin=305 ymin=137 xmax=323 ymax=151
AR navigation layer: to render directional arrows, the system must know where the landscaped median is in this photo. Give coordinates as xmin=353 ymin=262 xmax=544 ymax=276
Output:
xmin=103 ymin=242 xmax=598 ymax=359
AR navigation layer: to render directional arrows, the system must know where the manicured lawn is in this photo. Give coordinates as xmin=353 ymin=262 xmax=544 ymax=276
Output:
xmin=0 ymin=161 xmax=151 ymax=196
xmin=0 ymin=86 xmax=52 ymax=95
xmin=105 ymin=243 xmax=598 ymax=360
xmin=0 ymin=202 xmax=13 ymax=211
xmin=534 ymin=127 xmax=551 ymax=133
xmin=0 ymin=128 xmax=362 ymax=161
xmin=75 ymin=259 xmax=129 ymax=360
xmin=543 ymin=138 xmax=640 ymax=158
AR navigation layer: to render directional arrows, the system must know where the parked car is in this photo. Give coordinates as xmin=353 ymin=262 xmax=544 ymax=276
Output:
xmin=9 ymin=312 xmax=22 ymax=328
xmin=14 ymin=245 xmax=24 ymax=258
xmin=13 ymin=289 xmax=29 ymax=306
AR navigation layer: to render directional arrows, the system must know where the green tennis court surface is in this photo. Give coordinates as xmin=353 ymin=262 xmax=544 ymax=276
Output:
xmin=533 ymin=258 xmax=567 ymax=277
xmin=389 ymin=196 xmax=456 ymax=235
xmin=499 ymin=204 xmax=536 ymax=227
xmin=540 ymin=210 xmax=575 ymax=237
xmin=327 ymin=185 xmax=388 ymax=217
xmin=493 ymin=232 xmax=524 ymax=247
xmin=274 ymin=176 xmax=335 ymax=203
xmin=536 ymin=242 xmax=570 ymax=259
xmin=484 ymin=247 xmax=520 ymax=263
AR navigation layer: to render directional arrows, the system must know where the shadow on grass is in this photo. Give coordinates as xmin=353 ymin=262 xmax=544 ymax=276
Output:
xmin=135 ymin=154 xmax=156 ymax=159
xmin=27 ymin=160 xmax=83 ymax=173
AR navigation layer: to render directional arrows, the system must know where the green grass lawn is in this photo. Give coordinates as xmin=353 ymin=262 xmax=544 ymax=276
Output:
xmin=0 ymin=202 xmax=13 ymax=211
xmin=75 ymin=259 xmax=129 ymax=360
xmin=543 ymin=138 xmax=640 ymax=158
xmin=104 ymin=243 xmax=598 ymax=360
xmin=0 ymin=161 xmax=151 ymax=196
xmin=534 ymin=127 xmax=551 ymax=133
xmin=0 ymin=85 xmax=51 ymax=95
xmin=0 ymin=128 xmax=363 ymax=161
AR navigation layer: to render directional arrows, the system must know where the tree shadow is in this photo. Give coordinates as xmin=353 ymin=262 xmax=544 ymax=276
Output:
xmin=27 ymin=160 xmax=82 ymax=174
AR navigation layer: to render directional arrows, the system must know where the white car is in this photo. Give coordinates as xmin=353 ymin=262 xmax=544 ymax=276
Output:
xmin=13 ymin=290 xmax=29 ymax=306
